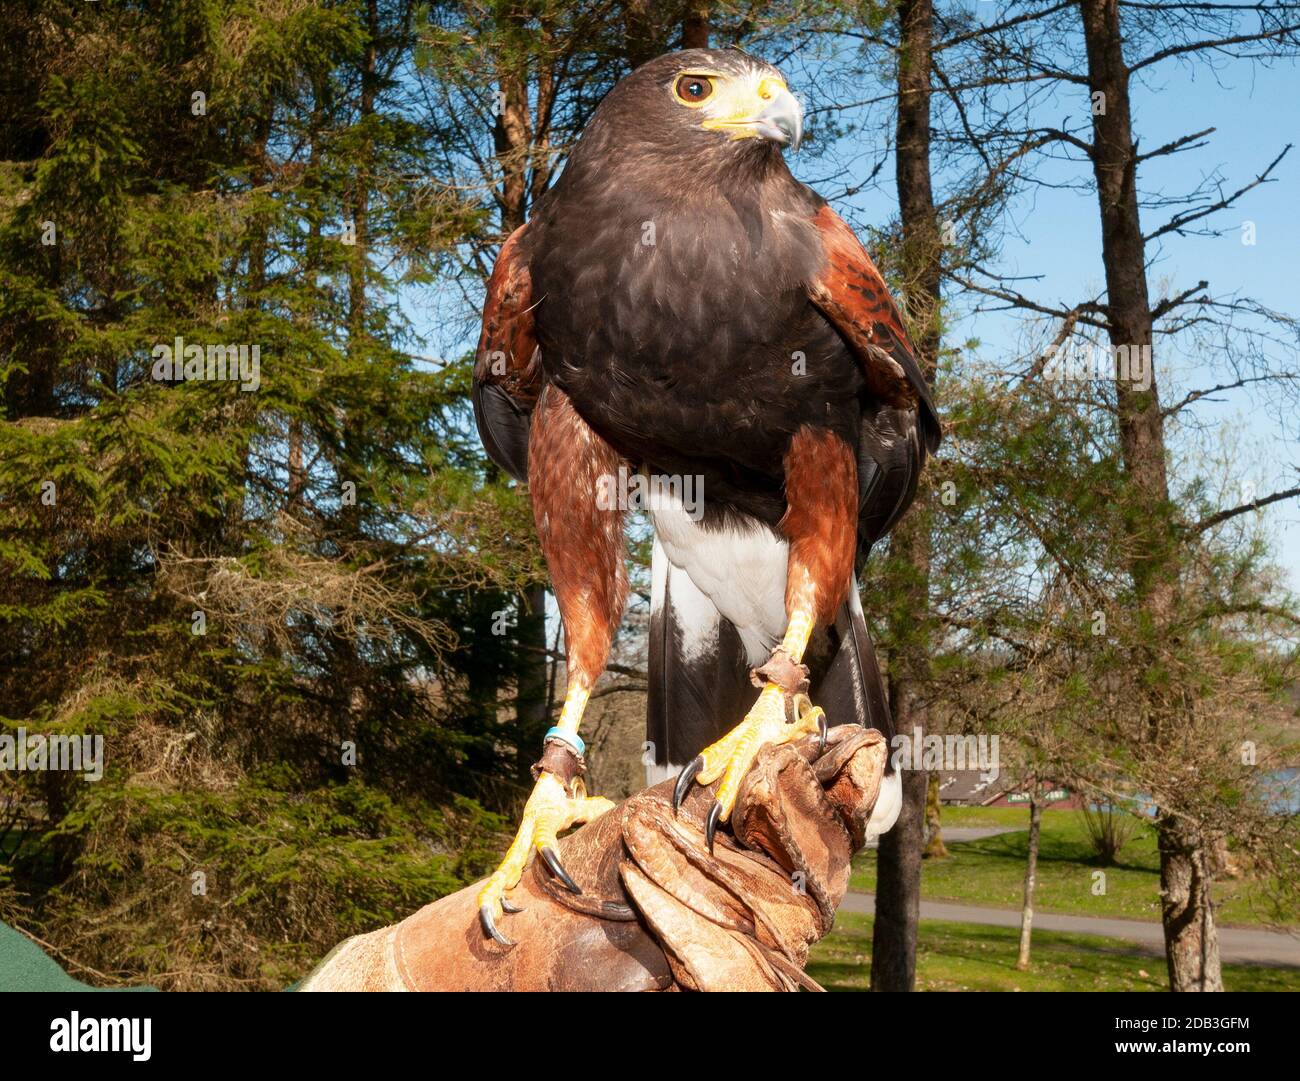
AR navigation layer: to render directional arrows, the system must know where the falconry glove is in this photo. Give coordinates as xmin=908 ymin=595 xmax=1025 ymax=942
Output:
xmin=301 ymin=723 xmax=891 ymax=992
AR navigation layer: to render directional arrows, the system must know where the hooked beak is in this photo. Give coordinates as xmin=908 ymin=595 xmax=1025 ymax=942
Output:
xmin=754 ymin=86 xmax=803 ymax=151
xmin=701 ymin=79 xmax=804 ymax=152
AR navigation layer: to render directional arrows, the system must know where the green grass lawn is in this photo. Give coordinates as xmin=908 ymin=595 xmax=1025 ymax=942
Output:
xmin=850 ymin=807 xmax=1289 ymax=927
xmin=808 ymin=913 xmax=1300 ymax=991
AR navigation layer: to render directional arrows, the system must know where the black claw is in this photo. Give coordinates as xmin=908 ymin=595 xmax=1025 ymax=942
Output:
xmin=540 ymin=846 xmax=582 ymax=894
xmin=500 ymin=896 xmax=523 ymax=914
xmin=479 ymin=903 xmax=514 ymax=947
xmin=817 ymin=713 xmax=829 ymax=755
xmin=673 ymin=756 xmax=704 ymax=815
xmin=705 ymin=800 xmax=723 ymax=855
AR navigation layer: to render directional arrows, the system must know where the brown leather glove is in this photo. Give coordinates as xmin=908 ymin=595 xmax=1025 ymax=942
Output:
xmin=300 ymin=724 xmax=889 ymax=992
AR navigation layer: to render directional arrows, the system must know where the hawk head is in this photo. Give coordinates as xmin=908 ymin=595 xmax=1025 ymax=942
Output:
xmin=578 ymin=48 xmax=804 ymax=173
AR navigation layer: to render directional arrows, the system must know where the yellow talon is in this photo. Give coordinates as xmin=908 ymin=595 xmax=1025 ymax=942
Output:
xmin=477 ymin=771 xmax=615 ymax=946
xmin=705 ymin=686 xmax=825 ymax=818
xmin=674 ymin=684 xmax=828 ymax=851
xmin=673 ymin=604 xmax=827 ymax=848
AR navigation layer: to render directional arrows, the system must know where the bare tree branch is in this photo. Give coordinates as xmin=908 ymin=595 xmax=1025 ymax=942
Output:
xmin=1162 ymin=373 xmax=1292 ymax=416
xmin=1144 ymin=145 xmax=1290 ymax=242
xmin=1129 ymin=22 xmax=1300 ymax=72
xmin=1136 ymin=126 xmax=1215 ymax=162
xmin=1193 ymin=485 xmax=1300 ymax=534
xmin=951 ymin=272 xmax=1109 ymax=328
xmin=1151 ymin=280 xmax=1210 ymax=320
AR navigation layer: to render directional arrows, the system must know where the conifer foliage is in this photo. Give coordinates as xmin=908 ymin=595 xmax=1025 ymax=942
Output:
xmin=0 ymin=0 xmax=536 ymax=988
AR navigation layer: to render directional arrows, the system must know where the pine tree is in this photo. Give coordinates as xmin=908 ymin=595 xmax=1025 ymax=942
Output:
xmin=0 ymin=0 xmax=530 ymax=988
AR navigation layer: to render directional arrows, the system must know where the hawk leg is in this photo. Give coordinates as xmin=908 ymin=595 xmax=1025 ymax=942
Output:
xmin=477 ymin=387 xmax=626 ymax=945
xmin=673 ymin=427 xmax=858 ymax=851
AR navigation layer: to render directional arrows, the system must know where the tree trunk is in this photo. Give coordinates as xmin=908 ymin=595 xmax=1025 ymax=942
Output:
xmin=287 ymin=421 xmax=304 ymax=508
xmin=871 ymin=0 xmax=941 ymax=994
xmin=1016 ymin=794 xmax=1042 ymax=970
xmin=923 ymin=768 xmax=947 ymax=858
xmin=514 ymin=583 xmax=551 ymax=783
xmin=1158 ymin=816 xmax=1224 ymax=991
xmin=348 ymin=0 xmax=377 ymax=345
xmin=622 ymin=1 xmax=660 ymax=68
xmin=681 ymin=2 xmax=711 ymax=49
xmin=872 ymin=673 xmax=927 ymax=991
xmin=330 ymin=0 xmax=380 ymax=727
xmin=492 ymin=48 xmax=531 ymax=234
xmin=1078 ymin=0 xmax=1222 ymax=992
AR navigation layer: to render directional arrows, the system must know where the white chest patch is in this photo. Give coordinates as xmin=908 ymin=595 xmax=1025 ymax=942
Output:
xmin=650 ymin=495 xmax=788 ymax=665
xmin=650 ymin=534 xmax=722 ymax=667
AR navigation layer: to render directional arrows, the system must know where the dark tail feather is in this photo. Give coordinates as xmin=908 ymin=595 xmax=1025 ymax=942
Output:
xmin=856 ymin=404 xmax=925 ymax=565
xmin=646 ymin=542 xmax=754 ymax=775
xmin=472 ymin=381 xmax=531 ymax=482
xmin=810 ymin=586 xmax=895 ymax=773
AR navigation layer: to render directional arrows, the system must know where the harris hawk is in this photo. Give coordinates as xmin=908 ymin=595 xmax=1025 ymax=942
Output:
xmin=473 ymin=48 xmax=940 ymax=945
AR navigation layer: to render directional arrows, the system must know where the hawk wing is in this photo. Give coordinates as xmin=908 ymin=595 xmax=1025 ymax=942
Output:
xmin=807 ymin=205 xmax=940 ymax=451
xmin=473 ymin=224 xmax=543 ymax=482
xmin=806 ymin=204 xmax=941 ymax=556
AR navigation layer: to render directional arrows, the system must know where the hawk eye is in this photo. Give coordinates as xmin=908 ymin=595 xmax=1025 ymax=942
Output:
xmin=675 ymin=75 xmax=714 ymax=104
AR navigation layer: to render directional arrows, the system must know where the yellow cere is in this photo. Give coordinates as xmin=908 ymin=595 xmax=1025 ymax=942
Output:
xmin=689 ymin=70 xmax=790 ymax=140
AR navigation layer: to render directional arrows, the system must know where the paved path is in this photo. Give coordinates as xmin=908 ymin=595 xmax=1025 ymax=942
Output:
xmin=838 ymin=893 xmax=1300 ymax=967
xmin=864 ymin=825 xmax=1021 ymax=849
xmin=933 ymin=826 xmax=1022 ymax=844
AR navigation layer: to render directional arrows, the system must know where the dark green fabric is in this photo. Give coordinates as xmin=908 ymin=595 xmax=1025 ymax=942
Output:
xmin=0 ymin=920 xmax=156 ymax=992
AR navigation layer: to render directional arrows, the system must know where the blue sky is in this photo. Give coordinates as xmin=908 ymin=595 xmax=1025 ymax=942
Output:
xmin=790 ymin=42 xmax=1300 ymax=594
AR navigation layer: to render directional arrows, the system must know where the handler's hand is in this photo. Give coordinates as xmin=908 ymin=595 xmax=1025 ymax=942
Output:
xmin=300 ymin=724 xmax=891 ymax=992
